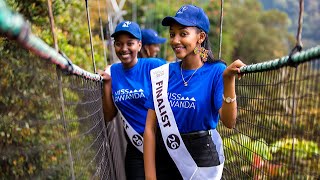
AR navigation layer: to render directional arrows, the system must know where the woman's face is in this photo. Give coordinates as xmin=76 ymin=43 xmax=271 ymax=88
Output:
xmin=169 ymin=23 xmax=201 ymax=61
xmin=114 ymin=33 xmax=141 ymax=68
xmin=144 ymin=44 xmax=161 ymax=57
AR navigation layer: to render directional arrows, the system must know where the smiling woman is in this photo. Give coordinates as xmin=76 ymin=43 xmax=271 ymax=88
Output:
xmin=111 ymin=21 xmax=142 ymax=69
xmin=113 ymin=33 xmax=141 ymax=68
xmin=97 ymin=20 xmax=166 ymax=180
xmin=143 ymin=4 xmax=245 ymax=180
xmin=139 ymin=28 xmax=167 ymax=58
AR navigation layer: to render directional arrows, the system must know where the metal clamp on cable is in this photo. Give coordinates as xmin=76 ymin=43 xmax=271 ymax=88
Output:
xmin=58 ymin=50 xmax=74 ymax=75
xmin=288 ymin=0 xmax=304 ymax=67
xmin=288 ymin=44 xmax=303 ymax=67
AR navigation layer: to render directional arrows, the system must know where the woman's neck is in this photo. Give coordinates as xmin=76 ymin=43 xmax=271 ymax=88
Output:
xmin=181 ymin=56 xmax=203 ymax=70
xmin=123 ymin=58 xmax=138 ymax=69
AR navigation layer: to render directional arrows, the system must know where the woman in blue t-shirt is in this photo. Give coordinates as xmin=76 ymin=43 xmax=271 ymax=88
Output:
xmin=143 ymin=5 xmax=245 ymax=180
xmin=138 ymin=28 xmax=166 ymax=59
xmin=98 ymin=21 xmax=165 ymax=180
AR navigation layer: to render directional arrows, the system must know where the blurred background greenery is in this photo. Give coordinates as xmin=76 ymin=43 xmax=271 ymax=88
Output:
xmin=1 ymin=0 xmax=319 ymax=178
xmin=3 ymin=0 xmax=319 ymax=69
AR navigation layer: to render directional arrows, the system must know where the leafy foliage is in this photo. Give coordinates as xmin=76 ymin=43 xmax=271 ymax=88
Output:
xmin=272 ymin=138 xmax=319 ymax=160
xmin=223 ymin=134 xmax=273 ymax=163
xmin=0 ymin=41 xmax=70 ymax=178
xmin=260 ymin=0 xmax=320 ymax=48
xmin=120 ymin=0 xmax=294 ymax=65
xmin=219 ymin=61 xmax=320 ymax=178
xmin=1 ymin=0 xmax=108 ymax=178
xmin=1 ymin=0 xmax=319 ymax=178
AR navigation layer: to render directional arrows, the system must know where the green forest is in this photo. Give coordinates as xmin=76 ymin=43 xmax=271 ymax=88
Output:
xmin=1 ymin=0 xmax=319 ymax=179
xmin=260 ymin=0 xmax=320 ymax=49
xmin=1 ymin=0 xmax=319 ymax=71
xmin=3 ymin=0 xmax=316 ymax=69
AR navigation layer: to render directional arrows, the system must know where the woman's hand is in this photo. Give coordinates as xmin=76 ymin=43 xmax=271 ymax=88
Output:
xmin=220 ymin=59 xmax=246 ymax=128
xmin=97 ymin=69 xmax=111 ymax=82
xmin=223 ymin=59 xmax=246 ymax=80
xmin=97 ymin=67 xmax=117 ymax=122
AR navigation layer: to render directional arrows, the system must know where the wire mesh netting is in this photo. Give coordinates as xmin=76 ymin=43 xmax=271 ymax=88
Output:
xmin=0 ymin=41 xmax=125 ymax=179
xmin=218 ymin=58 xmax=320 ymax=179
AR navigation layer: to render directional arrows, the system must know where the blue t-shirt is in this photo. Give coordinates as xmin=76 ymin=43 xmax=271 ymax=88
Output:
xmin=111 ymin=58 xmax=165 ymax=134
xmin=145 ymin=61 xmax=226 ymax=133
xmin=157 ymin=58 xmax=167 ymax=63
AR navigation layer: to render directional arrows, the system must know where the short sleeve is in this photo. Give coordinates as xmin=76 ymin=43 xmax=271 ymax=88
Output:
xmin=148 ymin=57 xmax=166 ymax=67
xmin=144 ymin=90 xmax=155 ymax=110
xmin=104 ymin=65 xmax=111 ymax=75
xmin=213 ymin=72 xmax=224 ymax=110
xmin=212 ymin=63 xmax=226 ymax=111
xmin=143 ymin=58 xmax=165 ymax=110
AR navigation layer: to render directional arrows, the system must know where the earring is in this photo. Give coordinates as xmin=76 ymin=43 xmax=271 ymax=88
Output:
xmin=200 ymin=48 xmax=208 ymax=62
xmin=194 ymin=45 xmax=201 ymax=55
xmin=194 ymin=45 xmax=208 ymax=62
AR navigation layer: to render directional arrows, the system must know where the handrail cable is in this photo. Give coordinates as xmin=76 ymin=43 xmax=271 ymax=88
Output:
xmin=85 ymin=0 xmax=97 ymax=73
xmin=240 ymin=0 xmax=315 ymax=74
xmin=239 ymin=46 xmax=320 ymax=73
xmin=296 ymin=0 xmax=304 ymax=50
xmin=0 ymin=0 xmax=101 ymax=81
xmin=288 ymin=0 xmax=304 ymax=65
xmin=98 ymin=0 xmax=108 ymax=66
xmin=218 ymin=0 xmax=224 ymax=59
xmin=47 ymin=0 xmax=58 ymax=51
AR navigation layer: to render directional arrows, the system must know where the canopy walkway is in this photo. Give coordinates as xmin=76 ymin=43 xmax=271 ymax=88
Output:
xmin=0 ymin=0 xmax=319 ymax=179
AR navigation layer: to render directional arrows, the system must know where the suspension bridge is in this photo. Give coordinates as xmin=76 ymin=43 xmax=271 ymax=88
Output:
xmin=0 ymin=0 xmax=319 ymax=179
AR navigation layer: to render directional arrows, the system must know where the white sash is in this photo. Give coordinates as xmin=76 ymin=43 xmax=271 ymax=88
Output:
xmin=116 ymin=106 xmax=144 ymax=153
xmin=108 ymin=68 xmax=144 ymax=153
xmin=150 ymin=64 xmax=224 ymax=180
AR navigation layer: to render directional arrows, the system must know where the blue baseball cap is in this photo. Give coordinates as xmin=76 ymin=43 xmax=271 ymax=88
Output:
xmin=141 ymin=29 xmax=166 ymax=46
xmin=111 ymin=21 xmax=141 ymax=40
xmin=162 ymin=5 xmax=210 ymax=33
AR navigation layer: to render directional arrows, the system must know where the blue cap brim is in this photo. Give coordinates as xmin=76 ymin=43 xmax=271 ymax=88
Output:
xmin=162 ymin=16 xmax=197 ymax=27
xmin=154 ymin=37 xmax=166 ymax=44
xmin=143 ymin=37 xmax=166 ymax=45
xmin=142 ymin=37 xmax=167 ymax=45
